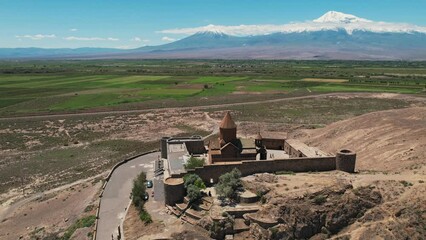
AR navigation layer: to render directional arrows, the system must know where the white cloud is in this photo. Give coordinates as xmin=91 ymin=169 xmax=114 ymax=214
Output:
xmin=131 ymin=37 xmax=150 ymax=43
xmin=70 ymin=28 xmax=78 ymax=32
xmin=161 ymin=36 xmax=176 ymax=42
xmin=15 ymin=34 xmax=56 ymax=40
xmin=64 ymin=36 xmax=119 ymax=41
xmin=159 ymin=11 xmax=426 ymax=36
xmin=131 ymin=37 xmax=142 ymax=42
xmin=115 ymin=45 xmax=133 ymax=49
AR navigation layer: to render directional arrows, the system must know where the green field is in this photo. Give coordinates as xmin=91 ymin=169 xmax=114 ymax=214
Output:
xmin=0 ymin=60 xmax=425 ymax=116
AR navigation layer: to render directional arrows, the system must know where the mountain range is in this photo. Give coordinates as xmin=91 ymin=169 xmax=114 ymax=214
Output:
xmin=2 ymin=11 xmax=426 ymax=60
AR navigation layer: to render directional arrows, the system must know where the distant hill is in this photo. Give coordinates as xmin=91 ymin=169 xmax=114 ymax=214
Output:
xmin=1 ymin=11 xmax=426 ymax=60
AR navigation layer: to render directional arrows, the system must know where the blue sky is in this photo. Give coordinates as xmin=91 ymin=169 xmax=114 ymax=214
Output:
xmin=1 ymin=0 xmax=425 ymax=48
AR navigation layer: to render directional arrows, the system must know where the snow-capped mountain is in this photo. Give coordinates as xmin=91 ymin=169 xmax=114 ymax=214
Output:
xmin=313 ymin=11 xmax=371 ymax=23
xmin=1 ymin=11 xmax=426 ymax=60
xmin=160 ymin=11 xmax=426 ymax=35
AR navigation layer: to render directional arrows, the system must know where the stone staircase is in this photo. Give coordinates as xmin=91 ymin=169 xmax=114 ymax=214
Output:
xmin=195 ymin=196 xmax=213 ymax=211
xmin=181 ymin=208 xmax=204 ymax=225
xmin=154 ymin=158 xmax=164 ymax=176
xmin=233 ymin=218 xmax=250 ymax=233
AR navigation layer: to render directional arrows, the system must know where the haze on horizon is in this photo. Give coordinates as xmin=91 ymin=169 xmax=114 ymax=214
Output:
xmin=1 ymin=0 xmax=426 ymax=49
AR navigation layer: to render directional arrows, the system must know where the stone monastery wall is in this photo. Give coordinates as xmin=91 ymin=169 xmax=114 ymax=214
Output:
xmin=171 ymin=156 xmax=336 ymax=184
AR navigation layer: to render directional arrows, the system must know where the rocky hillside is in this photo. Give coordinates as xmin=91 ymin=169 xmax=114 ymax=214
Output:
xmin=297 ymin=107 xmax=426 ymax=172
xmin=240 ymin=171 xmax=425 ymax=240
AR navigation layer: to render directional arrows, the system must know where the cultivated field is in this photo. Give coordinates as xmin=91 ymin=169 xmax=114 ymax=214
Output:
xmin=1 ymin=60 xmax=425 ymax=116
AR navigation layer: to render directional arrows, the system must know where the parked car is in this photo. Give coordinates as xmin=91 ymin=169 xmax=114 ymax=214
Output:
xmin=143 ymin=192 xmax=149 ymax=201
xmin=146 ymin=180 xmax=153 ymax=188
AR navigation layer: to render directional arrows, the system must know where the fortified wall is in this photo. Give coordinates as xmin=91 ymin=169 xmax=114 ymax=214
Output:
xmin=164 ymin=151 xmax=356 ymax=206
xmin=171 ymin=156 xmax=337 ymax=183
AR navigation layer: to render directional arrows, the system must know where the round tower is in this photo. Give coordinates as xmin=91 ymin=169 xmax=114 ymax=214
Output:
xmin=336 ymin=149 xmax=357 ymax=173
xmin=219 ymin=111 xmax=237 ymax=146
xmin=164 ymin=177 xmax=185 ymax=206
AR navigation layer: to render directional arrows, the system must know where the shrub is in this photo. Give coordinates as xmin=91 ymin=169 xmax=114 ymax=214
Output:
xmin=183 ymin=174 xmax=205 ymax=203
xmin=270 ymin=227 xmax=279 ymax=239
xmin=184 ymin=156 xmax=205 ymax=170
xmin=131 ymin=171 xmax=152 ymax=224
xmin=187 ymin=184 xmax=203 ymax=203
xmin=62 ymin=215 xmax=96 ymax=240
xmin=139 ymin=209 xmax=153 ymax=224
xmin=183 ymin=174 xmax=206 ymax=189
xmin=84 ymin=204 xmax=94 ymax=212
xmin=313 ymin=194 xmax=327 ymax=205
xmin=131 ymin=171 xmax=147 ymax=210
xmin=276 ymin=170 xmax=295 ymax=175
xmin=400 ymin=180 xmax=413 ymax=187
xmin=215 ymin=168 xmax=242 ymax=200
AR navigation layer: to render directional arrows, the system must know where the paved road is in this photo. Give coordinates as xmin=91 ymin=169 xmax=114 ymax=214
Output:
xmin=96 ymin=152 xmax=160 ymax=240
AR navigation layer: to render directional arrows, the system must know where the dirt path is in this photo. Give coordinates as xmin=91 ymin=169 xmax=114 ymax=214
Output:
xmin=1 ymin=92 xmax=424 ymax=121
xmin=0 ymin=172 xmax=105 ymax=223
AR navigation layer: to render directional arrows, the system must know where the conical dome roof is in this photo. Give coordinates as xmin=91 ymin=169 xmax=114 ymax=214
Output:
xmin=255 ymin=132 xmax=263 ymax=140
xmin=220 ymin=111 xmax=237 ymax=129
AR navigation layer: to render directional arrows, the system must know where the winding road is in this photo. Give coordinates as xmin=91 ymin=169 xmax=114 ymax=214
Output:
xmin=96 ymin=152 xmax=161 ymax=240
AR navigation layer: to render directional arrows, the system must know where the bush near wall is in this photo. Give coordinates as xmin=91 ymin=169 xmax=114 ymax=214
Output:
xmin=215 ymin=168 xmax=243 ymax=201
xmin=131 ymin=171 xmax=152 ymax=224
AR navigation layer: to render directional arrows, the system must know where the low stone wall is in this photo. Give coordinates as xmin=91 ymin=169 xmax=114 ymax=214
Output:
xmin=172 ymin=156 xmax=336 ymax=185
xmin=225 ymin=207 xmax=260 ymax=218
xmin=245 ymin=214 xmax=278 ymax=229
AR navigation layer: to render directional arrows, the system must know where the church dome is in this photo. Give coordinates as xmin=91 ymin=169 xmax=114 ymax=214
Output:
xmin=220 ymin=111 xmax=237 ymax=129
xmin=255 ymin=132 xmax=263 ymax=140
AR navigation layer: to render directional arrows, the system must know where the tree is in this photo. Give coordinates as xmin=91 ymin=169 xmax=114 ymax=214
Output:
xmin=184 ymin=156 xmax=205 ymax=170
xmin=187 ymin=184 xmax=202 ymax=202
xmin=183 ymin=174 xmax=206 ymax=203
xmin=215 ymin=168 xmax=243 ymax=200
xmin=183 ymin=174 xmax=206 ymax=189
xmin=131 ymin=171 xmax=152 ymax=224
xmin=132 ymin=171 xmax=147 ymax=210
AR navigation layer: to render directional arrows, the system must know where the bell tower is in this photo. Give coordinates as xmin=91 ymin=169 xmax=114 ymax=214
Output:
xmin=219 ymin=111 xmax=237 ymax=147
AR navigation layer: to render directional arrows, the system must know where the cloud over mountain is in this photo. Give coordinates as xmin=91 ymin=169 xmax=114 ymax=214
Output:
xmin=64 ymin=36 xmax=119 ymax=41
xmin=15 ymin=34 xmax=56 ymax=40
xmin=159 ymin=11 xmax=426 ymax=36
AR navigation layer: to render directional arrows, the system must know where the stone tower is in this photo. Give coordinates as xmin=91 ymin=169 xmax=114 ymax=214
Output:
xmin=219 ymin=111 xmax=237 ymax=147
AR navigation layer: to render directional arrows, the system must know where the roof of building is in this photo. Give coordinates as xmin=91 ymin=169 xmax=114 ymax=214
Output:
xmin=209 ymin=138 xmax=255 ymax=150
xmin=185 ymin=141 xmax=207 ymax=155
xmin=260 ymin=131 xmax=286 ymax=140
xmin=209 ymin=139 xmax=221 ymax=149
xmin=221 ymin=142 xmax=239 ymax=151
xmin=286 ymin=139 xmax=330 ymax=157
xmin=240 ymin=138 xmax=255 ymax=149
xmin=220 ymin=111 xmax=237 ymax=129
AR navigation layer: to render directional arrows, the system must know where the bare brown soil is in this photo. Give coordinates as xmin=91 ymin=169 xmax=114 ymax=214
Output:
xmin=123 ymin=204 xmax=165 ymax=240
xmin=296 ymin=107 xmax=426 ymax=172
xmin=0 ymin=179 xmax=101 ymax=239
